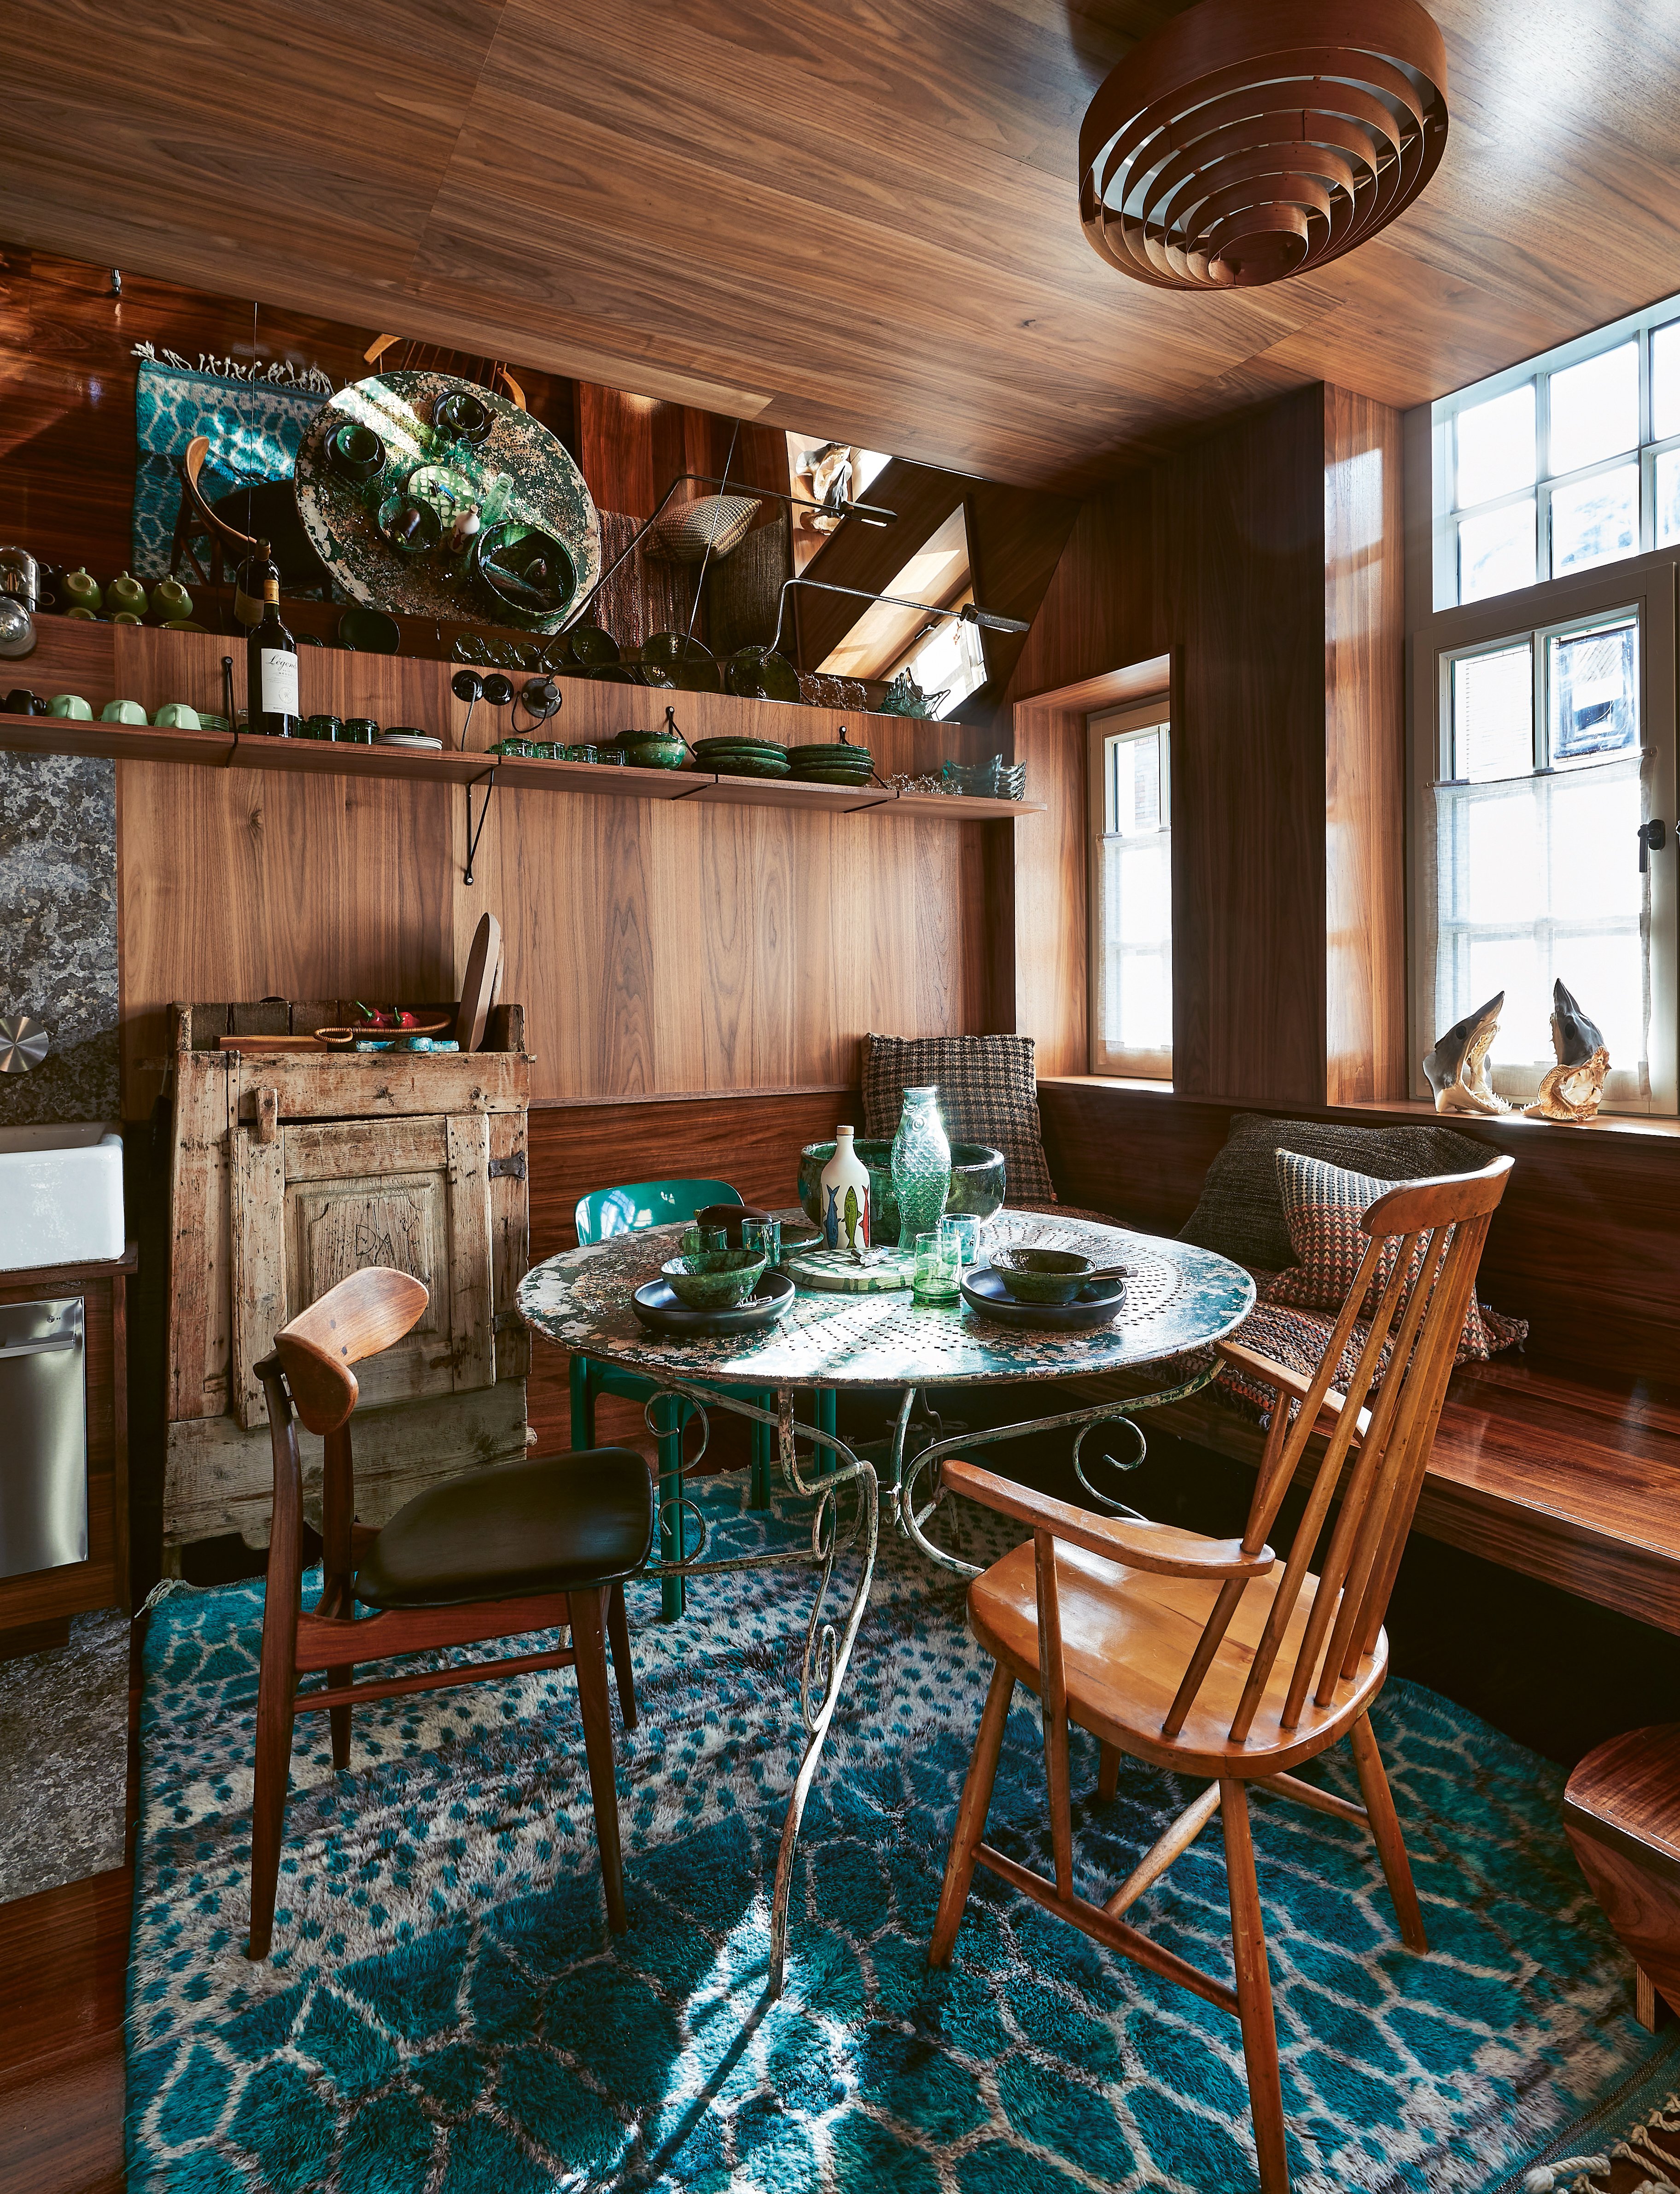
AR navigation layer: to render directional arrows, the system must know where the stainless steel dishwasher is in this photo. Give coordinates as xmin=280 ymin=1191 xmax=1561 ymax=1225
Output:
xmin=0 ymin=1297 xmax=88 ymax=1577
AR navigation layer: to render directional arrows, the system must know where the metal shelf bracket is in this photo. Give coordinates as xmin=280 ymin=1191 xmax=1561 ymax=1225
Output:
xmin=464 ymin=766 xmax=497 ymax=885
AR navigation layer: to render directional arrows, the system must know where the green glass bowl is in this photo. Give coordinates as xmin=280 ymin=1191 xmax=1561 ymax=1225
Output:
xmin=987 ymin=1247 xmax=1097 ymax=1304
xmin=797 ymin=1139 xmax=1006 ymax=1235
xmin=660 ymin=1247 xmax=768 ymax=1309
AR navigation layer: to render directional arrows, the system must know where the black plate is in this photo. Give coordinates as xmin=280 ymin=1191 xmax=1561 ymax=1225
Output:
xmin=631 ymin=1267 xmax=795 ymax=1336
xmin=960 ymin=1266 xmax=1125 ymax=1332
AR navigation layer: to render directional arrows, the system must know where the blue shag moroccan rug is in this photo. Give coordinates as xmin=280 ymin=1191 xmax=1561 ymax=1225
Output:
xmin=127 ymin=1477 xmax=1675 ymax=2193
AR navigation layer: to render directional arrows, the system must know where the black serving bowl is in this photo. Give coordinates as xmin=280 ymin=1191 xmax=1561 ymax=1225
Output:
xmin=797 ymin=1138 xmax=1006 ymax=1237
xmin=329 ymin=420 xmax=387 ymax=485
xmin=474 ymin=522 xmax=576 ymax=626
xmin=432 ymin=388 xmax=492 ymax=445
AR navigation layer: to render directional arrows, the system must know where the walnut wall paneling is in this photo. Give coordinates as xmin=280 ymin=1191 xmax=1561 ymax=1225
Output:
xmin=1002 ymin=382 xmax=1406 ymax=1105
xmin=1324 ymin=386 xmax=1406 ymax=1105
xmin=1157 ymin=382 xmax=1329 ymax=1104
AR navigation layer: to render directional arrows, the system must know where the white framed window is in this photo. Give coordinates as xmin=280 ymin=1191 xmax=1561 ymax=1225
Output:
xmin=1433 ymin=293 xmax=1680 ymax=609
xmin=1088 ymin=702 xmax=1172 ymax=1077
xmin=1414 ymin=560 xmax=1678 ymax=1113
xmin=893 ymin=610 xmax=988 ymax=720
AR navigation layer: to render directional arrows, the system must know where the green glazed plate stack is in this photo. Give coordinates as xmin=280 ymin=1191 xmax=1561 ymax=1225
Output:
xmin=787 ymin=741 xmax=875 ymax=787
xmin=690 ymin=736 xmax=790 ymax=779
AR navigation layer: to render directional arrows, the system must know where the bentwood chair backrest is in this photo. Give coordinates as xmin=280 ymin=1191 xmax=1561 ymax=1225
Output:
xmin=1171 ymin=1156 xmax=1514 ymax=1750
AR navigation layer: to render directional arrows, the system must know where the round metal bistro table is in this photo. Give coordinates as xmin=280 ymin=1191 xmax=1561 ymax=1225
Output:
xmin=517 ymin=1208 xmax=1253 ymax=1997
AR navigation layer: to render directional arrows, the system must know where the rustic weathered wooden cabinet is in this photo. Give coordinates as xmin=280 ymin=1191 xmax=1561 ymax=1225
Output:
xmin=164 ymin=1000 xmax=530 ymax=1554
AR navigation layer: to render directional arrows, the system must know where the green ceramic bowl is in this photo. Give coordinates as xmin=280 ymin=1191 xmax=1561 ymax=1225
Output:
xmin=619 ymin=740 xmax=688 ymax=769
xmin=988 ymin=1247 xmax=1102 ymax=1304
xmin=660 ymin=1246 xmax=767 ymax=1309
xmin=797 ymin=1139 xmax=1006 ymax=1235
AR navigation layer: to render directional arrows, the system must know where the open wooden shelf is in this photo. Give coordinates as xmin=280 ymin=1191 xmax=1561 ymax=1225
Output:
xmin=0 ymin=714 xmax=1042 ymax=819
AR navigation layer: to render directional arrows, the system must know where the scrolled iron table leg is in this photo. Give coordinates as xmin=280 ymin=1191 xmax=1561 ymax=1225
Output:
xmin=632 ymin=1376 xmax=879 ymax=2000
xmin=896 ymin=1357 xmax=1222 ymax=1579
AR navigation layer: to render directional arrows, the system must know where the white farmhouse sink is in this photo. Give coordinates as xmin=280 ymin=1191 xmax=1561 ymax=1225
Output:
xmin=0 ymin=1124 xmax=126 ymax=1271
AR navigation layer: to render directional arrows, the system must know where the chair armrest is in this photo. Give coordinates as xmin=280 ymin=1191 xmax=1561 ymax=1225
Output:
xmin=941 ymin=1458 xmax=1272 ymax=1579
xmin=1215 ymin=1340 xmax=1371 ymax=1441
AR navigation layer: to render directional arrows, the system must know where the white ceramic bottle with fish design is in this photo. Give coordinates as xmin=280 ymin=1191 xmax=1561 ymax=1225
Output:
xmin=819 ymin=1124 xmax=870 ymax=1253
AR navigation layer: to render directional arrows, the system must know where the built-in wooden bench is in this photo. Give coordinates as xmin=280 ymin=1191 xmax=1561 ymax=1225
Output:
xmin=1036 ymin=1079 xmax=1680 ymax=1639
xmin=1137 ymin=1358 xmax=1680 ymax=1638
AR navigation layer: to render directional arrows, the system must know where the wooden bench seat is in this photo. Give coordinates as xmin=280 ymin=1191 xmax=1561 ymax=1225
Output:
xmin=1128 ymin=1357 xmax=1680 ymax=1638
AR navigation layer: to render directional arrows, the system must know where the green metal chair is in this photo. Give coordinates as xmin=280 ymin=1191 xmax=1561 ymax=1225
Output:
xmin=570 ymin=1178 xmax=776 ymax=1618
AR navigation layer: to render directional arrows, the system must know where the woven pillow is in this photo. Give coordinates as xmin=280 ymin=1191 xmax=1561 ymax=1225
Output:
xmin=862 ymin=1032 xmax=1055 ymax=1203
xmin=1265 ymin=1148 xmax=1525 ymax=1361
xmin=1178 ymin=1112 xmax=1488 ymax=1273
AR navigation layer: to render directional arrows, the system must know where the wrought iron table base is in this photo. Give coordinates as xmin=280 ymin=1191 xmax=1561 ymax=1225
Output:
xmin=630 ymin=1353 xmax=1216 ymax=1993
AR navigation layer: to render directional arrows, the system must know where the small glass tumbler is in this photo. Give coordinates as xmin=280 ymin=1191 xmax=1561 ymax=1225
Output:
xmin=680 ymin=1223 xmax=729 ymax=1256
xmin=742 ymin=1217 xmax=782 ymax=1270
xmin=938 ymin=1213 xmax=981 ymax=1274
xmin=912 ymin=1228 xmax=962 ymax=1306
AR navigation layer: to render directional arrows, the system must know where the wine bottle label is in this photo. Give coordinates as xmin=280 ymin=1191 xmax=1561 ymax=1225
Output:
xmin=259 ymin=648 xmax=299 ymax=715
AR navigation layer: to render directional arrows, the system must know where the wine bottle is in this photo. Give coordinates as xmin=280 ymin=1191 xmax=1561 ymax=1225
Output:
xmin=244 ymin=544 xmax=298 ymax=735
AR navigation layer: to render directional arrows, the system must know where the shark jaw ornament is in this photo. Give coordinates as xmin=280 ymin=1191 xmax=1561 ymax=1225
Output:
xmin=1423 ymin=992 xmax=1512 ymax=1116
xmin=1526 ymin=980 xmax=1610 ymax=1123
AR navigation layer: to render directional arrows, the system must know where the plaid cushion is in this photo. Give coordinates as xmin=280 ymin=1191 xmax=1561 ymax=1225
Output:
xmin=862 ymin=1033 xmax=1054 ymax=1203
xmin=1265 ymin=1150 xmax=1526 ymax=1363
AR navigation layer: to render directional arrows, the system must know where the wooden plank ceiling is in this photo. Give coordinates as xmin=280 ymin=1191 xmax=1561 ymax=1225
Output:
xmin=5 ymin=0 xmax=1680 ymax=491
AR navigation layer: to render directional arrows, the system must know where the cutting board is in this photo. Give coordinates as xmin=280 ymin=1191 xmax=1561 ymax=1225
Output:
xmin=455 ymin=913 xmax=502 ymax=1052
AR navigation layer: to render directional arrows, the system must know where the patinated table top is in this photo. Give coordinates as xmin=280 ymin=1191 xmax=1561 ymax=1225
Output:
xmin=293 ymin=369 xmax=602 ymax=627
xmin=517 ymin=1208 xmax=1254 ymax=1389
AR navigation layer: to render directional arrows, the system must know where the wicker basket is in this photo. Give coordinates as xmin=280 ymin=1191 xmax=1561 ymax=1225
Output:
xmin=644 ymin=492 xmax=760 ymax=564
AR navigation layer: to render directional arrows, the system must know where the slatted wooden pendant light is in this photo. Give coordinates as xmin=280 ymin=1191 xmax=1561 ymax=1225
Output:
xmin=1079 ymin=0 xmax=1448 ymax=290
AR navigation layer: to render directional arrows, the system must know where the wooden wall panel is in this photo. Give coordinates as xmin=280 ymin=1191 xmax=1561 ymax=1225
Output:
xmin=1009 ymin=697 xmax=1091 ymax=1077
xmin=1157 ymin=385 xmax=1329 ymax=1105
xmin=64 ymin=614 xmax=1010 ymax=1118
xmin=1324 ymin=386 xmax=1407 ymax=1104
xmin=1038 ymin=1078 xmax=1680 ymax=1381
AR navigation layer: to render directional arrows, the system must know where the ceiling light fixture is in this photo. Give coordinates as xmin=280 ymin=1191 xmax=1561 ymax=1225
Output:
xmin=1078 ymin=0 xmax=1448 ymax=291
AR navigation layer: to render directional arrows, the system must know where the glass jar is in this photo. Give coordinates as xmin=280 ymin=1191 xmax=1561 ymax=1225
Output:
xmin=890 ymin=1084 xmax=951 ymax=1249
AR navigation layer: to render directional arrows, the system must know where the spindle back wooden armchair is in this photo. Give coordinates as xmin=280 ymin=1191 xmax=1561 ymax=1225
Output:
xmin=929 ymin=1156 xmax=1514 ymax=2194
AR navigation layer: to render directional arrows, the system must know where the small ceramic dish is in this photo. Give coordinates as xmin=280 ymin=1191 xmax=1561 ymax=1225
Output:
xmin=617 ymin=733 xmax=688 ymax=769
xmin=377 ymin=493 xmax=443 ymax=555
xmin=987 ymin=1246 xmax=1130 ymax=1305
xmin=660 ymin=1246 xmax=768 ymax=1309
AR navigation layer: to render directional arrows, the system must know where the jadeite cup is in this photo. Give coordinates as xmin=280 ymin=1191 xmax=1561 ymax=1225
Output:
xmin=99 ymin=698 xmax=147 ymax=724
xmin=48 ymin=693 xmax=93 ymax=719
xmin=152 ymin=702 xmax=202 ymax=729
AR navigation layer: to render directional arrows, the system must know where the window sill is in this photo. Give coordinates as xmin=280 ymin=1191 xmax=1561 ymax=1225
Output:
xmin=1038 ymin=1076 xmax=1680 ymax=1139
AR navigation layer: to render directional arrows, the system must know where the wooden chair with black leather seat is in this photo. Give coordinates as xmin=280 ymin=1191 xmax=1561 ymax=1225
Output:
xmin=170 ymin=434 xmax=258 ymax=590
xmin=928 ymin=1157 xmax=1514 ymax=2194
xmin=247 ymin=1266 xmax=654 ymax=1961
